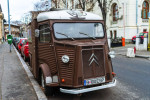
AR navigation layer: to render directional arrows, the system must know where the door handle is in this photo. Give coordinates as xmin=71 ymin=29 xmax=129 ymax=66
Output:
xmin=50 ymin=45 xmax=54 ymax=47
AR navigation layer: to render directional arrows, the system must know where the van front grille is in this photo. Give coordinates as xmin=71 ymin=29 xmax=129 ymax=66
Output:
xmin=82 ymin=47 xmax=105 ymax=79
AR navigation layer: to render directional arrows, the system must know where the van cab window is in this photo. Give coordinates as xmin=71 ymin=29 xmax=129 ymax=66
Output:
xmin=54 ymin=23 xmax=104 ymax=40
xmin=39 ymin=24 xmax=51 ymax=42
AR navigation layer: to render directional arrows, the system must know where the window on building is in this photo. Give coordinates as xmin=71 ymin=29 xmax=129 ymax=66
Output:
xmin=113 ymin=4 xmax=118 ymax=21
xmin=142 ymin=1 xmax=149 ymax=19
xmin=114 ymin=30 xmax=117 ymax=39
xmin=110 ymin=31 xmax=113 ymax=39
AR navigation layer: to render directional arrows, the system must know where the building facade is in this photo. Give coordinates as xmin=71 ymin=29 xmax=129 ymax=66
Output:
xmin=31 ymin=0 xmax=149 ymax=42
xmin=50 ymin=0 xmax=149 ymax=42
xmin=0 ymin=4 xmax=4 ymax=43
xmin=4 ymin=24 xmax=20 ymax=39
xmin=106 ymin=0 xmax=150 ymax=42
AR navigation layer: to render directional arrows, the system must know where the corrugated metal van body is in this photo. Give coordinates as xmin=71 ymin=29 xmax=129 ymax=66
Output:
xmin=55 ymin=43 xmax=76 ymax=86
xmin=38 ymin=43 xmax=57 ymax=75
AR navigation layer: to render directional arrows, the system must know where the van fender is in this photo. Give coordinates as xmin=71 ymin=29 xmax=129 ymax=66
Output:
xmin=39 ymin=63 xmax=52 ymax=84
xmin=40 ymin=63 xmax=51 ymax=77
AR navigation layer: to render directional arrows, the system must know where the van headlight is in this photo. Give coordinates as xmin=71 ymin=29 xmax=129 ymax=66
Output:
xmin=62 ymin=55 xmax=69 ymax=63
xmin=109 ymin=51 xmax=115 ymax=58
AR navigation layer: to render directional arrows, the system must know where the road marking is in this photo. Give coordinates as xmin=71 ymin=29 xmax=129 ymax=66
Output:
xmin=13 ymin=45 xmax=47 ymax=100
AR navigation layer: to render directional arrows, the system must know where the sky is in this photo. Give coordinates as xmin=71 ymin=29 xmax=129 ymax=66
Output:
xmin=0 ymin=0 xmax=40 ymax=21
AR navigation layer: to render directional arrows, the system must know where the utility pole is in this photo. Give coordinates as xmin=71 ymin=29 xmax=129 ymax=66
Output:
xmin=122 ymin=3 xmax=125 ymax=46
xmin=7 ymin=0 xmax=11 ymax=35
xmin=7 ymin=0 xmax=12 ymax=52
xmin=136 ymin=0 xmax=138 ymax=35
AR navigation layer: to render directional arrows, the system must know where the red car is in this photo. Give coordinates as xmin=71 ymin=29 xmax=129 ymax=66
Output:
xmin=132 ymin=36 xmax=136 ymax=44
xmin=132 ymin=32 xmax=148 ymax=44
xmin=18 ymin=38 xmax=27 ymax=53
xmin=21 ymin=39 xmax=29 ymax=61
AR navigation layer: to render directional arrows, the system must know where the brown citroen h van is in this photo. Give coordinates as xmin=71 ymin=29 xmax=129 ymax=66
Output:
xmin=28 ymin=9 xmax=116 ymax=95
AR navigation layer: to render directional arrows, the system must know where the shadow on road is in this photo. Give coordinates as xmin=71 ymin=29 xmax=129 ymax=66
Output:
xmin=48 ymin=88 xmax=115 ymax=100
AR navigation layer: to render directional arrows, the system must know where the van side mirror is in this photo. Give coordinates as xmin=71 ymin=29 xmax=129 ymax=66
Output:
xmin=35 ymin=29 xmax=39 ymax=37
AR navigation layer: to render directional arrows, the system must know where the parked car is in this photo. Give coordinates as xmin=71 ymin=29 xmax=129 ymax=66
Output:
xmin=21 ymin=39 xmax=29 ymax=61
xmin=132 ymin=32 xmax=148 ymax=44
xmin=17 ymin=38 xmax=27 ymax=53
xmin=14 ymin=37 xmax=20 ymax=49
xmin=20 ymin=39 xmax=26 ymax=57
xmin=12 ymin=37 xmax=18 ymax=45
xmin=132 ymin=36 xmax=136 ymax=44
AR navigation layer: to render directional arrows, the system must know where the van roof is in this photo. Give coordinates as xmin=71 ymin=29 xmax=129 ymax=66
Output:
xmin=37 ymin=10 xmax=103 ymax=22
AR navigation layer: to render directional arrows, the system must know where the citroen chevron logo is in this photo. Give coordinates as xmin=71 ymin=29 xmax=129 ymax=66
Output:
xmin=89 ymin=53 xmax=99 ymax=66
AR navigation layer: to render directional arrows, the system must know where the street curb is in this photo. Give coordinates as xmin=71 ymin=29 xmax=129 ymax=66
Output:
xmin=116 ymin=53 xmax=150 ymax=60
xmin=135 ymin=55 xmax=150 ymax=59
xmin=13 ymin=45 xmax=47 ymax=100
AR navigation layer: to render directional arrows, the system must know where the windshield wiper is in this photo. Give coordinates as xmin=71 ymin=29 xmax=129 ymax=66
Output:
xmin=79 ymin=32 xmax=96 ymax=40
xmin=56 ymin=32 xmax=75 ymax=41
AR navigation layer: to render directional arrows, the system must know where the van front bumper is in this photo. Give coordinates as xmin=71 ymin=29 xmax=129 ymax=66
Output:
xmin=60 ymin=79 xmax=116 ymax=94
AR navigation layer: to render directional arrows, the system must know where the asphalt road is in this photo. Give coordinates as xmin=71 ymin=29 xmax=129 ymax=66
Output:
xmin=48 ymin=55 xmax=150 ymax=100
xmin=112 ymin=55 xmax=150 ymax=99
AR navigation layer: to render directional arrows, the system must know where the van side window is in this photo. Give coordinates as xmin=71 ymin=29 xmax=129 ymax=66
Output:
xmin=27 ymin=26 xmax=32 ymax=42
xmin=39 ymin=24 xmax=51 ymax=42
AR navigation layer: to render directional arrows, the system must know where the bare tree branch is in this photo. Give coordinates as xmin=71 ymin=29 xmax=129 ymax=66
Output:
xmin=97 ymin=0 xmax=107 ymax=25
xmin=62 ymin=0 xmax=66 ymax=5
xmin=51 ymin=0 xmax=57 ymax=8
xmin=86 ymin=0 xmax=97 ymax=12
xmin=78 ymin=0 xmax=86 ymax=11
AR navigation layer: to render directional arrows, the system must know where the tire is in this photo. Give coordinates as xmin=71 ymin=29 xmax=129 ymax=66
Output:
xmin=40 ymin=71 xmax=53 ymax=96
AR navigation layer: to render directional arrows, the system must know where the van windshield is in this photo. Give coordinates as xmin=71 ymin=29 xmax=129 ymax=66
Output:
xmin=54 ymin=23 xmax=104 ymax=39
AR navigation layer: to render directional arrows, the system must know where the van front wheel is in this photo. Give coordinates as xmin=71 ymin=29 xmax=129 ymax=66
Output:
xmin=40 ymin=72 xmax=53 ymax=96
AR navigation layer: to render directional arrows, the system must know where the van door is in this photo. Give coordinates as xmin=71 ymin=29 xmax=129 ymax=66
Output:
xmin=37 ymin=24 xmax=57 ymax=77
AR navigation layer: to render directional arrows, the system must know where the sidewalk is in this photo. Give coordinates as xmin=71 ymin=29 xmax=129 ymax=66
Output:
xmin=0 ymin=43 xmax=37 ymax=100
xmin=110 ymin=44 xmax=150 ymax=59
